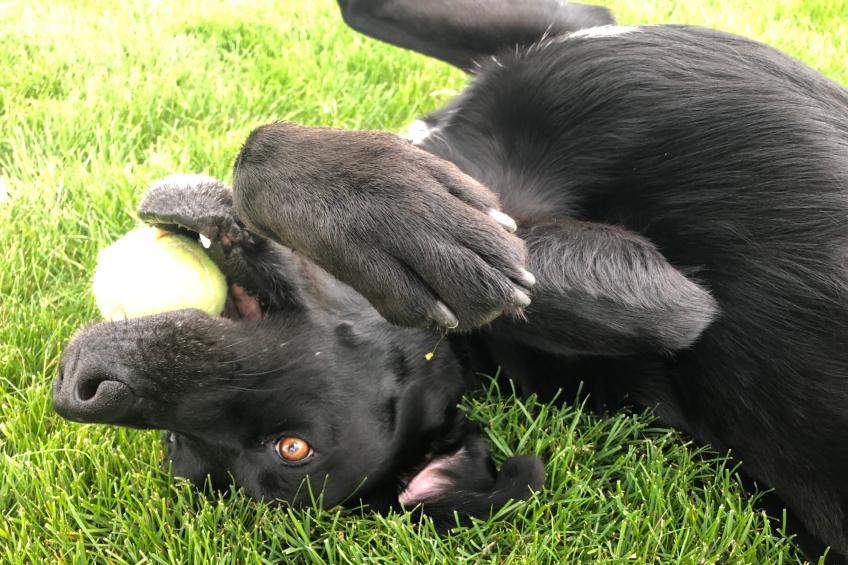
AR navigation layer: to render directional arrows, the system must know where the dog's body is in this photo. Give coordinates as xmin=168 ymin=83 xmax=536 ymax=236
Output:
xmin=53 ymin=1 xmax=848 ymax=559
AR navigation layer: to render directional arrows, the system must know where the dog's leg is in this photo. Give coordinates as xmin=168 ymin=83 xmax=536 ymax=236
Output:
xmin=491 ymin=218 xmax=720 ymax=355
xmin=232 ymin=122 xmax=534 ymax=330
xmin=231 ymin=123 xmax=718 ymax=351
xmin=337 ymin=0 xmax=614 ymax=71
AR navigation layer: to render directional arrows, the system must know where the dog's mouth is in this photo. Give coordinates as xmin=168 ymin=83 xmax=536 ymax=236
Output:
xmin=153 ymin=223 xmax=266 ymax=322
xmin=221 ymin=283 xmax=264 ymax=321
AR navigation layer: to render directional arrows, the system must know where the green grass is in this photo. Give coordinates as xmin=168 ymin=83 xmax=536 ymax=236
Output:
xmin=1 ymin=0 xmax=845 ymax=562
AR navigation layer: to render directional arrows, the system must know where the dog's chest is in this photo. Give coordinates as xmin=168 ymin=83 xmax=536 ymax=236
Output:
xmin=404 ymin=115 xmax=579 ymax=223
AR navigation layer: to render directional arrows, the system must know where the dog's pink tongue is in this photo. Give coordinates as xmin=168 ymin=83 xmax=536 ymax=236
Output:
xmin=222 ymin=284 xmax=263 ymax=320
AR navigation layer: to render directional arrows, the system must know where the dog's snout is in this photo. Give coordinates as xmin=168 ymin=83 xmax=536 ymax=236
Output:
xmin=53 ymin=347 xmax=135 ymax=424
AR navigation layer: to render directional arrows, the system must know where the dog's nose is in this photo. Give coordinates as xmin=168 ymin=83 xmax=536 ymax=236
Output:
xmin=53 ymin=350 xmax=134 ymax=424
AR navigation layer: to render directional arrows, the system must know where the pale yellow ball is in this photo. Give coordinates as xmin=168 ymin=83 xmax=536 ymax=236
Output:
xmin=92 ymin=227 xmax=227 ymax=321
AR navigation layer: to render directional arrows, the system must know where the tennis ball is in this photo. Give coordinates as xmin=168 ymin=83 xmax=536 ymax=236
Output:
xmin=92 ymin=226 xmax=227 ymax=321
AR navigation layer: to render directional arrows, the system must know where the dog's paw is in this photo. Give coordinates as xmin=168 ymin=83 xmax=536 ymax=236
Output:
xmin=232 ymin=126 xmax=535 ymax=330
xmin=357 ymin=154 xmax=535 ymax=330
xmin=138 ymin=174 xmax=245 ymax=249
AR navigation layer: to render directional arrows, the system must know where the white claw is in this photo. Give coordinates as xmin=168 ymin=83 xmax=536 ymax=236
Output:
xmin=199 ymin=234 xmax=212 ymax=249
xmin=513 ymin=288 xmax=531 ymax=307
xmin=434 ymin=301 xmax=459 ymax=329
xmin=521 ymin=269 xmax=537 ymax=287
xmin=488 ymin=209 xmax=517 ymax=233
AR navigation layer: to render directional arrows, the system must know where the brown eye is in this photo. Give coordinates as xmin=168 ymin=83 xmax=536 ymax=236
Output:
xmin=275 ymin=437 xmax=313 ymax=462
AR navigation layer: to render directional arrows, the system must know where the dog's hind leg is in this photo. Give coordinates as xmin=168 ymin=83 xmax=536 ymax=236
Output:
xmin=336 ymin=0 xmax=614 ymax=71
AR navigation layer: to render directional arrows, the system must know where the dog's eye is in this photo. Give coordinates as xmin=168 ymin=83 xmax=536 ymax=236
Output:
xmin=275 ymin=436 xmax=313 ymax=462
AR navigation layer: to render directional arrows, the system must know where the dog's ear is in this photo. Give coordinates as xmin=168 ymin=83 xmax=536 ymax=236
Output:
xmin=399 ymin=436 xmax=544 ymax=530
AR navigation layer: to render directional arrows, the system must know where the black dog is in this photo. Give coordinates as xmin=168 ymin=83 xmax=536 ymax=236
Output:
xmin=53 ymin=0 xmax=848 ymax=559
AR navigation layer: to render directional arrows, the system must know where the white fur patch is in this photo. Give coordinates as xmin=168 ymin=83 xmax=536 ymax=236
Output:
xmin=403 ymin=119 xmax=438 ymax=146
xmin=570 ymin=25 xmax=639 ymax=39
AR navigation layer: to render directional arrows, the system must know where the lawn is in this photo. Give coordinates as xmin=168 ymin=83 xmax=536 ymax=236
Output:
xmin=1 ymin=0 xmax=846 ymax=562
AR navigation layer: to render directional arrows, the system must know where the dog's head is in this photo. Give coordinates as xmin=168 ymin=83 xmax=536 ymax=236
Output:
xmin=53 ymin=257 xmax=543 ymax=527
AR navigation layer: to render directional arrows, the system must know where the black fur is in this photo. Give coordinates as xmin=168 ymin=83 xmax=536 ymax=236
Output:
xmin=53 ymin=2 xmax=848 ymax=560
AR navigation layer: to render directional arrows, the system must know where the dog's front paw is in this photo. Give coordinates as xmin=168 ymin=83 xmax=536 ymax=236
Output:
xmin=232 ymin=124 xmax=535 ymax=330
xmin=137 ymin=174 xmax=246 ymax=250
xmin=357 ymin=156 xmax=536 ymax=329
